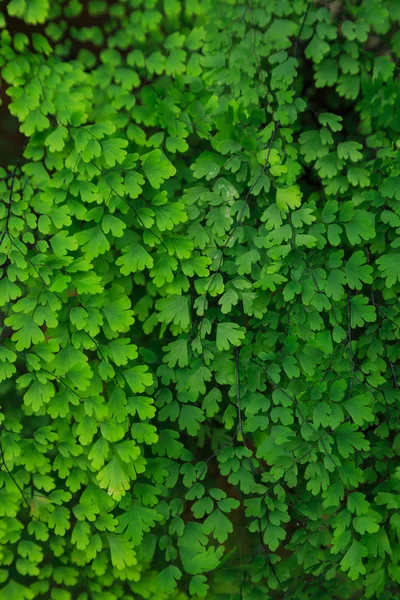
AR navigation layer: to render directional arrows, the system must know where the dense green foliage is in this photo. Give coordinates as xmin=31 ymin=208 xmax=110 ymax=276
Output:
xmin=1 ymin=0 xmax=400 ymax=598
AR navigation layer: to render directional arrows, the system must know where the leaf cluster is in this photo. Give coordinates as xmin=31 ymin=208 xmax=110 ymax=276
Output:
xmin=0 ymin=0 xmax=400 ymax=599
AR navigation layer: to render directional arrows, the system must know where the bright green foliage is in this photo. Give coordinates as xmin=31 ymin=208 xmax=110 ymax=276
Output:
xmin=0 ymin=0 xmax=400 ymax=599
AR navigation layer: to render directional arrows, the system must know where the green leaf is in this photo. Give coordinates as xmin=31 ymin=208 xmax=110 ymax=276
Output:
xmin=0 ymin=278 xmax=22 ymax=304
xmin=163 ymin=339 xmax=189 ymax=368
xmin=125 ymin=170 xmax=145 ymax=198
xmin=344 ymin=393 xmax=374 ymax=426
xmin=334 ymin=423 xmax=370 ymax=458
xmin=5 ymin=314 xmax=44 ymax=350
xmin=216 ymin=322 xmax=245 ymax=351
xmin=0 ymin=581 xmax=34 ymax=600
xmin=107 ymin=534 xmax=137 ymax=570
xmin=97 ymin=457 xmax=130 ymax=501
xmin=376 ymin=253 xmax=400 ymax=287
xmin=102 ymin=297 xmax=134 ymax=332
xmin=380 ymin=176 xmax=400 ymax=200
xmin=45 ymin=126 xmax=68 ymax=152
xmin=117 ymin=504 xmax=162 ymax=546
xmin=101 ymin=139 xmax=128 ymax=167
xmin=116 ymin=243 xmax=153 ymax=274
xmin=337 ymin=141 xmax=363 ymax=162
xmin=190 ymin=151 xmax=224 ymax=180
xmin=141 ymin=149 xmax=176 ymax=188
xmin=305 ymin=35 xmax=330 ymax=64
xmin=353 ymin=511 xmax=380 ymax=534
xmin=344 ymin=251 xmax=373 ymax=289
xmin=189 ymin=575 xmax=209 ymax=598
xmin=318 ymin=113 xmax=343 ymax=131
xmin=340 ymin=541 xmax=367 ymax=580
xmin=156 ymin=295 xmax=191 ymax=329
xmin=350 ymin=295 xmax=376 ymax=328
xmin=179 ymin=405 xmax=205 ymax=436
xmin=77 ymin=227 xmax=110 ymax=261
xmin=152 ymin=566 xmax=182 ymax=594
xmin=124 ymin=366 xmax=153 ymax=393
xmin=276 ymin=185 xmax=302 ymax=212
xmin=203 ymin=510 xmax=233 ymax=543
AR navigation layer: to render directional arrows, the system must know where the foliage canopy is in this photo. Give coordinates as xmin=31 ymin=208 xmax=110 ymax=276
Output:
xmin=1 ymin=0 xmax=400 ymax=598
